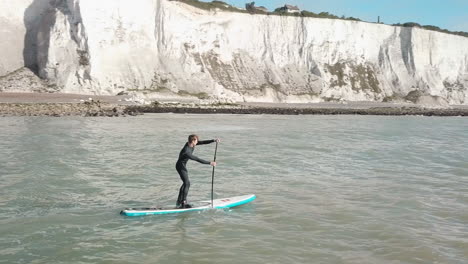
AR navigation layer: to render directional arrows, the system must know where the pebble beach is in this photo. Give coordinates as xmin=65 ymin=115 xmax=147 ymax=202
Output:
xmin=1 ymin=92 xmax=468 ymax=117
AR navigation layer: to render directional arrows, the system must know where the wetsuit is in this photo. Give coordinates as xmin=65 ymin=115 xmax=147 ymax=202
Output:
xmin=176 ymin=139 xmax=215 ymax=206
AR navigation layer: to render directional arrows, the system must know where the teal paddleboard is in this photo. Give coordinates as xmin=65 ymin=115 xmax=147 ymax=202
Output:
xmin=120 ymin=194 xmax=256 ymax=216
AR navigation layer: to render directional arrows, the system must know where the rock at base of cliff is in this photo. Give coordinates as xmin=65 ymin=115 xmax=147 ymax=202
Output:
xmin=0 ymin=67 xmax=57 ymax=93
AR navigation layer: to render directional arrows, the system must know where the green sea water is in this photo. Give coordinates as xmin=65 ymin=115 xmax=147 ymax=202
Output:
xmin=1 ymin=114 xmax=467 ymax=264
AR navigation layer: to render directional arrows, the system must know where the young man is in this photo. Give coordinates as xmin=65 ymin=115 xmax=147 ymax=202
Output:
xmin=176 ymin=134 xmax=220 ymax=208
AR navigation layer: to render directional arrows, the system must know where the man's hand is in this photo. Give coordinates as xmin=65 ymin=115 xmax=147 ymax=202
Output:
xmin=210 ymin=161 xmax=217 ymax=167
xmin=215 ymin=138 xmax=221 ymax=143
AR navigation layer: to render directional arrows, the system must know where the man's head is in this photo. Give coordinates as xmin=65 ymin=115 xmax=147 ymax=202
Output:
xmin=188 ymin=134 xmax=199 ymax=145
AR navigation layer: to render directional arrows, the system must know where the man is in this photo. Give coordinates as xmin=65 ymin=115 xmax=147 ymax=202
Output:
xmin=176 ymin=134 xmax=219 ymax=208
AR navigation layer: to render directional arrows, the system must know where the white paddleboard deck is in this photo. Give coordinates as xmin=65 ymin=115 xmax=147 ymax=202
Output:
xmin=120 ymin=194 xmax=256 ymax=216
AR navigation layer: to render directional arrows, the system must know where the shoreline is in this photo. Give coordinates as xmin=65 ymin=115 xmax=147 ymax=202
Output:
xmin=1 ymin=93 xmax=468 ymax=117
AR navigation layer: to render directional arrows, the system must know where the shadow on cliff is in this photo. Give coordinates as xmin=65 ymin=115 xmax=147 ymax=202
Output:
xmin=23 ymin=0 xmax=53 ymax=74
xmin=399 ymin=27 xmax=416 ymax=75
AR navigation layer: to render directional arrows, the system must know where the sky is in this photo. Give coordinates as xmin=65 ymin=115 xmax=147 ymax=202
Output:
xmin=217 ymin=0 xmax=468 ymax=32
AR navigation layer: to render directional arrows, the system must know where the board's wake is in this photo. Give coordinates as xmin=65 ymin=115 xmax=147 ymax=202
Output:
xmin=120 ymin=194 xmax=256 ymax=216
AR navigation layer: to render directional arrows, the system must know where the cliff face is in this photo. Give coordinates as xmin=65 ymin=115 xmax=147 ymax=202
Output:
xmin=2 ymin=0 xmax=468 ymax=104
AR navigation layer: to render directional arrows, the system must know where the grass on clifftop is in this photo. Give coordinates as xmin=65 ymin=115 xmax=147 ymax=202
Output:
xmin=176 ymin=0 xmax=248 ymax=13
xmin=393 ymin=22 xmax=468 ymax=38
xmin=175 ymin=0 xmax=468 ymax=38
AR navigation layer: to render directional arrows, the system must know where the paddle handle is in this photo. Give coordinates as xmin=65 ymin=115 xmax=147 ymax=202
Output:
xmin=211 ymin=141 xmax=218 ymax=208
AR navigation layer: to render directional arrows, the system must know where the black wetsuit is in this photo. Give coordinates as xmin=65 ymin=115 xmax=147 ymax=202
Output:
xmin=176 ymin=139 xmax=215 ymax=206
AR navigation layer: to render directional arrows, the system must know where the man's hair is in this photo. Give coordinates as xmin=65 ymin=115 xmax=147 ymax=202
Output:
xmin=188 ymin=134 xmax=199 ymax=143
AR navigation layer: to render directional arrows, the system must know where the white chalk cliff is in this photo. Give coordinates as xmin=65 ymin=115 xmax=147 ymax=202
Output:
xmin=1 ymin=0 xmax=468 ymax=104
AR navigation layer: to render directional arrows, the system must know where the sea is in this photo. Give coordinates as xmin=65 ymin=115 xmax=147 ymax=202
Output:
xmin=0 ymin=114 xmax=467 ymax=264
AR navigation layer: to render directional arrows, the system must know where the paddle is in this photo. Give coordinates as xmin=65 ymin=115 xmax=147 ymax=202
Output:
xmin=211 ymin=141 xmax=218 ymax=208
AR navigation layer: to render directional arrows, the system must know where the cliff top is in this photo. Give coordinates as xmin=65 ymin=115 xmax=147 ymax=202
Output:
xmin=175 ymin=0 xmax=468 ymax=38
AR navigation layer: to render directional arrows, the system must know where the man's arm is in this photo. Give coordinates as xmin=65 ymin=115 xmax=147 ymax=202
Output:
xmin=197 ymin=139 xmax=215 ymax=145
xmin=186 ymin=152 xmax=211 ymax=164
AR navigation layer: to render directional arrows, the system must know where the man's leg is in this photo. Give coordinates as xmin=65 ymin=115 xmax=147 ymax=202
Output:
xmin=176 ymin=184 xmax=184 ymax=207
xmin=176 ymin=167 xmax=190 ymax=207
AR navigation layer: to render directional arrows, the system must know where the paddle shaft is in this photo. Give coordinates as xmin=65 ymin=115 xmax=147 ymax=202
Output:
xmin=211 ymin=141 xmax=218 ymax=208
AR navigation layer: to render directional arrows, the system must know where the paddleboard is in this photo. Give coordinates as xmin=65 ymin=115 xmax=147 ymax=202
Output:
xmin=120 ymin=194 xmax=256 ymax=216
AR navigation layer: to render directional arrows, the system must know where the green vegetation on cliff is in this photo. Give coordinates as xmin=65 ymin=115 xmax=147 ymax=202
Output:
xmin=393 ymin=22 xmax=468 ymax=38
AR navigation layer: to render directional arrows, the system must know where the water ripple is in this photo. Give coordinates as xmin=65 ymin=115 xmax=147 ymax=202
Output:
xmin=1 ymin=115 xmax=467 ymax=263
